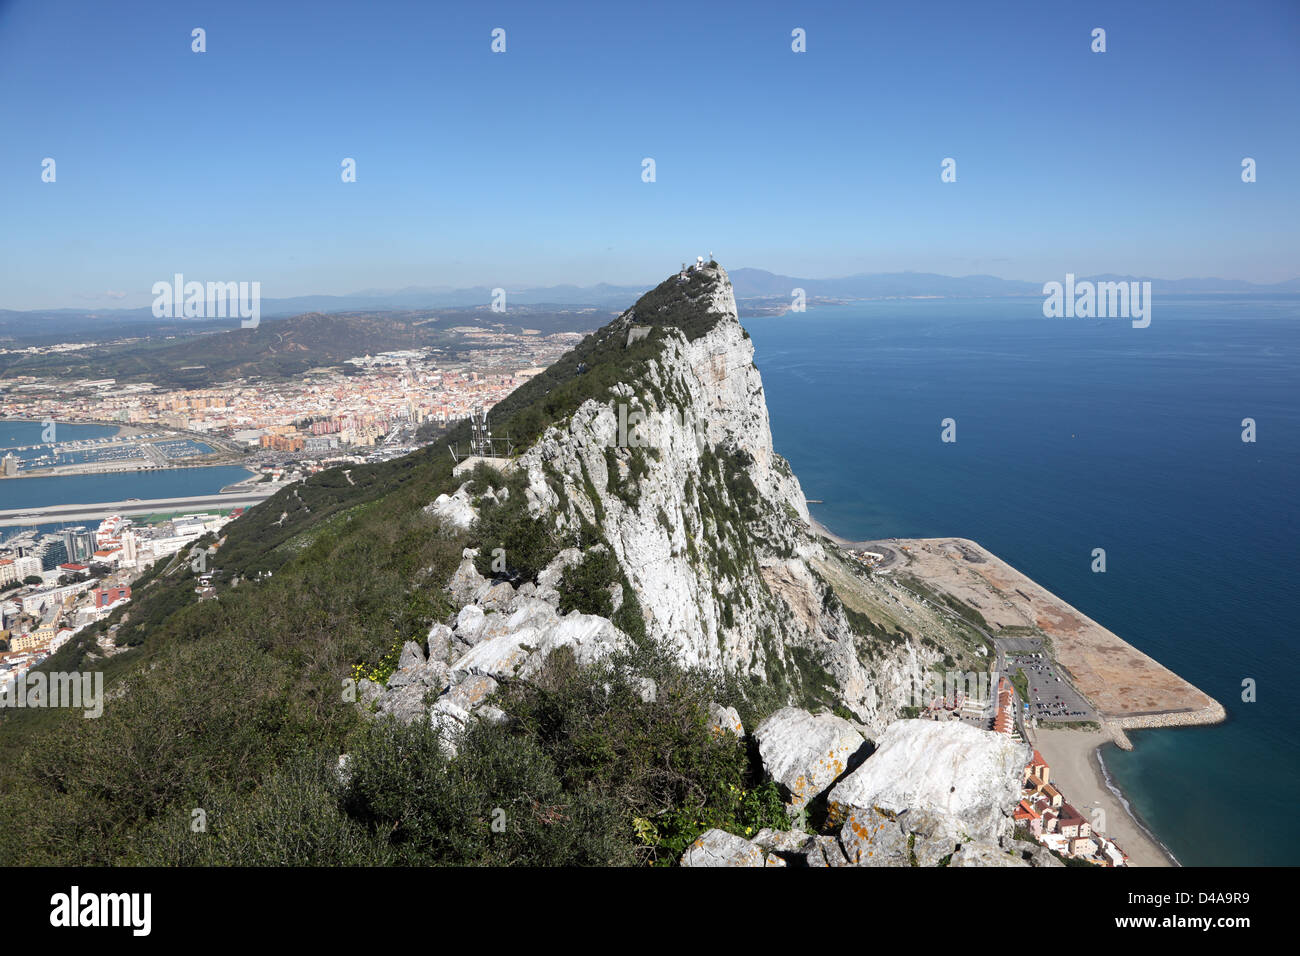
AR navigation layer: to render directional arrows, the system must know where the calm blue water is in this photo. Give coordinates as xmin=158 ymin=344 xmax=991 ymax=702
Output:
xmin=0 ymin=421 xmax=251 ymax=513
xmin=747 ymin=295 xmax=1300 ymax=867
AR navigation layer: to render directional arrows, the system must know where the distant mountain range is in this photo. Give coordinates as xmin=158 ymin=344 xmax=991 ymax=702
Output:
xmin=253 ymin=282 xmax=650 ymax=313
xmin=0 ymin=307 xmax=614 ymax=387
xmin=164 ymin=269 xmax=1300 ymax=311
xmin=4 ymin=269 xmax=1297 ymax=342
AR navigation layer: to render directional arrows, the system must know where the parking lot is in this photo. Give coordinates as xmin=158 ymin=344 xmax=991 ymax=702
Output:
xmin=995 ymin=638 xmax=1097 ymax=724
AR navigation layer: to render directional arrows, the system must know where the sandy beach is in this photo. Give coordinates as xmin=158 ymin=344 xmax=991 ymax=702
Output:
xmin=1029 ymin=726 xmax=1176 ymax=867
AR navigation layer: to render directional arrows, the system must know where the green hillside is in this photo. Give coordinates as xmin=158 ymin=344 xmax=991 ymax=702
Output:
xmin=0 ymin=265 xmax=792 ymax=866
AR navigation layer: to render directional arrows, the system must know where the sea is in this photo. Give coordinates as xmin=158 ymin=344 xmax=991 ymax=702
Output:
xmin=745 ymin=293 xmax=1299 ymax=867
xmin=0 ymin=421 xmax=251 ymax=538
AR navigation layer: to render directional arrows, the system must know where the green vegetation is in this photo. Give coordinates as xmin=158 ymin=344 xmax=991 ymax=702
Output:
xmin=0 ymin=269 xmax=760 ymax=865
xmin=470 ymin=467 xmax=572 ymax=581
xmin=555 ymin=543 xmax=647 ymax=642
xmin=995 ymin=625 xmax=1042 ymax=638
xmin=1040 ymin=720 xmax=1101 ymax=731
xmin=557 ymin=547 xmax=621 ymax=618
xmin=135 ymin=507 xmax=240 ymax=525
xmin=476 ymin=269 xmax=726 ymax=457
xmin=0 ymin=639 xmax=785 ymax=865
xmin=625 ymin=268 xmax=725 ymax=342
xmin=1009 ymin=667 xmax=1030 ymax=703
xmin=788 ymin=645 xmax=840 ymax=714
xmin=897 ymin=573 xmax=989 ymax=632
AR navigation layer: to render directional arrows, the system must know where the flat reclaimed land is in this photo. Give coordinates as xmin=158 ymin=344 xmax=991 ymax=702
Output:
xmin=0 ymin=490 xmax=278 ymax=527
xmin=883 ymin=538 xmax=1224 ymax=728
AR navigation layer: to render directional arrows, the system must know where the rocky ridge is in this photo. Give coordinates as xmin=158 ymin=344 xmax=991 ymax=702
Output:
xmin=364 ymin=263 xmax=1036 ymax=865
xmin=465 ymin=263 xmax=962 ymax=733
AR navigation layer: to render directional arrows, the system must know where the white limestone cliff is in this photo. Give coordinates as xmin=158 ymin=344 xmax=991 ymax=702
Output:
xmin=501 ymin=264 xmax=938 ymax=734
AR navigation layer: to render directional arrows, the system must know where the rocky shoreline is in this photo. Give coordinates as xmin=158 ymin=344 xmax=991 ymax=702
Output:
xmin=1105 ymin=703 xmax=1228 ymax=750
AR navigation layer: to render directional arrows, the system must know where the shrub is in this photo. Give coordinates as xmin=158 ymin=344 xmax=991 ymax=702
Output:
xmin=471 ymin=469 xmax=569 ymax=581
xmin=134 ymin=750 xmax=387 ymax=866
xmin=557 ymin=547 xmax=620 ymax=618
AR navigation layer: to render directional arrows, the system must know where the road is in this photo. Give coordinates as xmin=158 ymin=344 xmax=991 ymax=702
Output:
xmin=0 ymin=489 xmax=279 ymax=527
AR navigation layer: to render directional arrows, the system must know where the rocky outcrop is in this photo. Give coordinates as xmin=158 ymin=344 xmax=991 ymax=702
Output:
xmin=493 ymin=264 xmax=937 ymax=735
xmin=450 ymin=612 xmax=627 ymax=683
xmin=802 ymin=835 xmax=850 ymax=868
xmin=679 ymin=829 xmax=767 ymax=867
xmin=406 ymin=265 xmax=968 ymax=742
xmin=751 ymin=827 xmax=813 ymax=855
xmin=368 ymin=569 xmax=630 ymax=752
xmin=827 ymin=719 xmax=1031 ymax=848
xmin=678 ymin=712 xmax=1038 ymax=868
xmin=447 ymin=550 xmax=488 ymax=605
xmin=391 ymin=267 xmax=1043 ymax=868
xmin=424 ymin=483 xmax=478 ymax=532
xmin=949 ymin=842 xmax=1030 ymax=867
xmin=1020 ymin=842 xmax=1065 ymax=868
xmin=707 ymin=702 xmax=744 ymax=738
xmin=754 ymin=707 xmax=867 ymax=808
xmin=838 ymin=807 xmax=913 ymax=866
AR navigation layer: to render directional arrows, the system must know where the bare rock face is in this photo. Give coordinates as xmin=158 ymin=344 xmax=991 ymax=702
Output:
xmin=754 ymin=707 xmax=867 ymax=808
xmin=679 ymin=829 xmax=766 ymax=867
xmin=448 ymin=612 xmax=627 ymax=683
xmin=425 ymin=484 xmax=478 ymax=532
xmin=1023 ymin=842 xmax=1065 ymax=868
xmin=826 ymin=719 xmax=1031 ymax=848
xmin=478 ymin=581 xmax=516 ymax=612
xmin=899 ymin=808 xmax=960 ymax=868
xmin=397 ymin=640 xmax=424 ymax=671
xmin=426 ymin=624 xmax=453 ymax=663
xmin=802 ymin=835 xmax=850 ymax=868
xmin=707 ymin=702 xmax=745 ymax=738
xmin=405 ymin=265 xmax=943 ymax=736
xmin=384 ymin=639 xmax=451 ymax=697
xmin=514 ymin=267 xmax=812 ymax=676
xmin=386 ymin=658 xmax=450 ymax=692
xmin=376 ymin=683 xmax=435 ymax=724
xmin=447 ymin=549 xmax=488 ymax=605
xmin=949 ymin=842 xmax=1031 ymax=867
xmin=444 ymin=674 xmax=499 ymax=711
xmin=752 ymin=828 xmax=812 ymax=855
xmin=455 ymin=605 xmax=488 ymax=642
xmin=838 ymin=808 xmax=912 ymax=866
xmin=373 ymin=565 xmax=628 ymax=741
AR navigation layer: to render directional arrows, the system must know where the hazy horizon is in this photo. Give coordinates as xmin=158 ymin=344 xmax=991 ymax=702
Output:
xmin=5 ymin=265 xmax=1300 ymax=315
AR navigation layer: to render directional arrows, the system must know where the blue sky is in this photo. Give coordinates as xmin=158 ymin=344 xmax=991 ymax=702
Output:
xmin=1 ymin=0 xmax=1297 ymax=309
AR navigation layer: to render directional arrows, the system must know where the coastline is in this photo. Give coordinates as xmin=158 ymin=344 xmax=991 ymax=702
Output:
xmin=1 ymin=418 xmax=249 ymax=480
xmin=807 ymin=511 xmax=1187 ymax=867
xmin=808 ymin=514 xmax=861 ymax=550
xmin=1030 ymin=726 xmax=1178 ymax=867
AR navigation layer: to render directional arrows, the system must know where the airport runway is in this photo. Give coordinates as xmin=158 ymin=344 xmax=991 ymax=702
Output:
xmin=0 ymin=490 xmax=278 ymax=527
